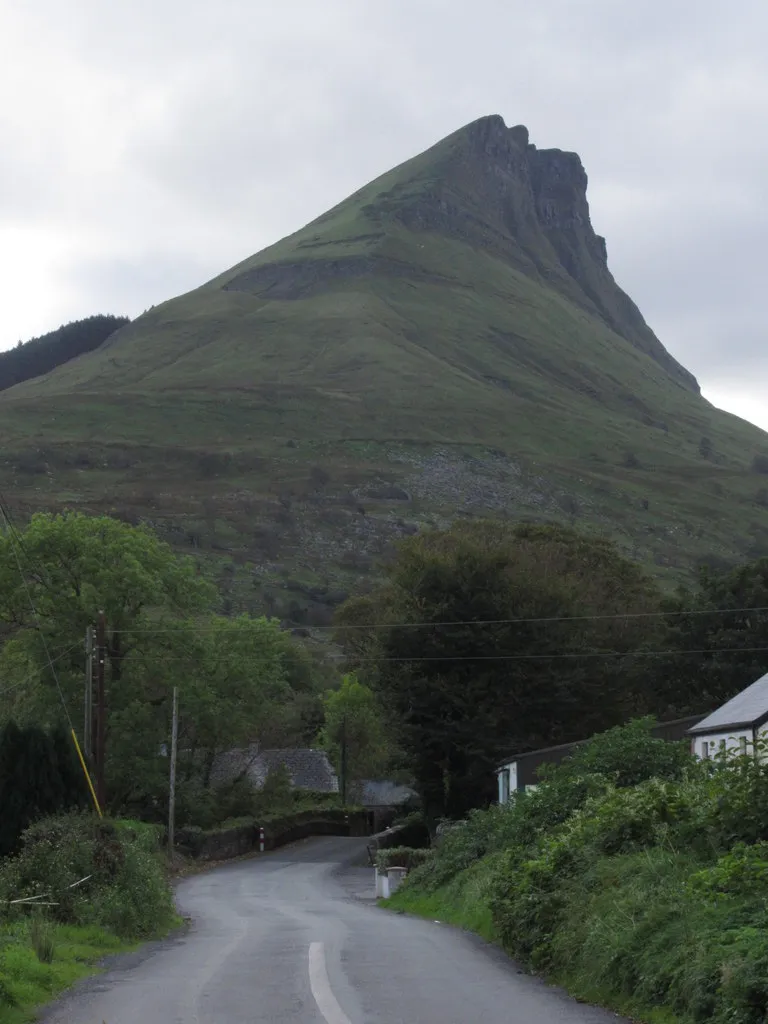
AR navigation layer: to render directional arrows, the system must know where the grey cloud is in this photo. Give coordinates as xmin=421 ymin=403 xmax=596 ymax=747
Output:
xmin=63 ymin=252 xmax=216 ymax=318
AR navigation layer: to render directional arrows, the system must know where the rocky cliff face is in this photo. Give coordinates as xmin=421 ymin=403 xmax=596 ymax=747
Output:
xmin=221 ymin=115 xmax=697 ymax=393
xmin=383 ymin=115 xmax=700 ymax=393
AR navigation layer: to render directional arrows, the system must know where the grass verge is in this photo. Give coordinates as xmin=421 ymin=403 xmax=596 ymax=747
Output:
xmin=0 ymin=922 xmax=134 ymax=1023
xmin=382 ymin=852 xmax=502 ymax=944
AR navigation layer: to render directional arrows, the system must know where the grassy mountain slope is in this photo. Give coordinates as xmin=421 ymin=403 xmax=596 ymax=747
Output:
xmin=0 ymin=115 xmax=766 ymax=618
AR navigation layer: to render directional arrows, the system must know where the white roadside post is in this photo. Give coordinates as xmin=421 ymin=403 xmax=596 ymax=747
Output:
xmin=387 ymin=866 xmax=407 ymax=896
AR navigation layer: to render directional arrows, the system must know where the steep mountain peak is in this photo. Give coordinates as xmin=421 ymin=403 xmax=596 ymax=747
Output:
xmin=374 ymin=115 xmax=698 ymax=392
xmin=209 ymin=114 xmax=694 ymax=393
xmin=0 ymin=116 xmax=765 ymax=590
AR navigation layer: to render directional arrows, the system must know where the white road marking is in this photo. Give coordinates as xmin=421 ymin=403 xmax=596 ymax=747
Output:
xmin=308 ymin=941 xmax=353 ymax=1024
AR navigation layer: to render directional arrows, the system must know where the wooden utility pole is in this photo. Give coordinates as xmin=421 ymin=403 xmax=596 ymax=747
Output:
xmin=168 ymin=687 xmax=179 ymax=857
xmin=84 ymin=626 xmax=93 ymax=759
xmin=95 ymin=610 xmax=107 ymax=810
xmin=340 ymin=714 xmax=348 ymax=806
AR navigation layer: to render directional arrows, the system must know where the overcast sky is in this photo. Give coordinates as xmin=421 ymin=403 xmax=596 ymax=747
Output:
xmin=1 ymin=0 xmax=766 ymax=428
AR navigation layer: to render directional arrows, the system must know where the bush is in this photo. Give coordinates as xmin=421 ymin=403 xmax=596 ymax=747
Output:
xmin=376 ymin=847 xmax=433 ymax=871
xmin=562 ymin=716 xmax=692 ymax=788
xmin=687 ymin=843 xmax=768 ymax=900
xmin=0 ymin=812 xmax=175 ymax=939
xmin=388 ymin=718 xmax=768 ymax=1023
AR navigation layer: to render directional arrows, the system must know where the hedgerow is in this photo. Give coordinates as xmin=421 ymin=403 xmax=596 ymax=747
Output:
xmin=390 ymin=719 xmax=768 ymax=1024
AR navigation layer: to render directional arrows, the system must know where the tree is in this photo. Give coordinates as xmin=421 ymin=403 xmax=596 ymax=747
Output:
xmin=0 ymin=511 xmax=335 ymax=820
xmin=0 ymin=314 xmax=129 ymax=393
xmin=0 ymin=510 xmax=215 ymax=689
xmin=178 ymin=615 xmax=290 ymax=783
xmin=0 ymin=720 xmax=87 ymax=856
xmin=653 ymin=557 xmax=768 ymax=717
xmin=318 ymin=674 xmax=390 ymax=797
xmin=334 ymin=521 xmax=665 ymax=823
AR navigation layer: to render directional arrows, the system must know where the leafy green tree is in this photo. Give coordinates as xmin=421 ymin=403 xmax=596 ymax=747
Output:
xmin=0 ymin=511 xmax=340 ymax=821
xmin=0 ymin=510 xmax=215 ymax=684
xmin=0 ymin=512 xmax=323 ymax=816
xmin=318 ymin=674 xmax=390 ymax=795
xmin=178 ymin=615 xmax=290 ymax=782
xmin=335 ymin=521 xmax=665 ymax=823
xmin=653 ymin=557 xmax=768 ymax=716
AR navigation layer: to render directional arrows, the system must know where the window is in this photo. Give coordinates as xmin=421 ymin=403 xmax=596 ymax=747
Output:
xmin=740 ymin=736 xmax=748 ymax=755
xmin=701 ymin=741 xmax=709 ymax=759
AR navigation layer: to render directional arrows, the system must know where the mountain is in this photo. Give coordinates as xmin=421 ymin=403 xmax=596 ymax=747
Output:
xmin=0 ymin=115 xmax=766 ymax=621
xmin=0 ymin=315 xmax=129 ymax=393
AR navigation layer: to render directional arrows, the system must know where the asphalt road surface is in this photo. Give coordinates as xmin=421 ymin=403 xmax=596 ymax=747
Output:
xmin=41 ymin=836 xmax=625 ymax=1023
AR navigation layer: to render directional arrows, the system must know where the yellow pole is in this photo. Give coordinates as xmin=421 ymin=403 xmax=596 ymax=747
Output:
xmin=71 ymin=727 xmax=102 ymax=818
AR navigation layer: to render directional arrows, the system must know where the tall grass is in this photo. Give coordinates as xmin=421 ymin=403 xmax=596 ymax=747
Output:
xmin=28 ymin=914 xmax=56 ymax=964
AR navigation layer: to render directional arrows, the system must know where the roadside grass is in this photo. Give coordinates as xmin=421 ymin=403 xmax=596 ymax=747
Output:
xmin=383 ymin=852 xmax=502 ymax=944
xmin=0 ymin=921 xmax=133 ymax=1023
xmin=0 ymin=814 xmax=183 ymax=1022
xmin=384 ymin=849 xmax=691 ymax=1024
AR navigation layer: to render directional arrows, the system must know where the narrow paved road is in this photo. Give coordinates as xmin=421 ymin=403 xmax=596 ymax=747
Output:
xmin=42 ymin=837 xmax=624 ymax=1023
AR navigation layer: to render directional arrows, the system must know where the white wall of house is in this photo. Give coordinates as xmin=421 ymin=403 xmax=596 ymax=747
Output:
xmin=693 ymin=730 xmax=753 ymax=760
xmin=496 ymin=761 xmax=518 ymax=804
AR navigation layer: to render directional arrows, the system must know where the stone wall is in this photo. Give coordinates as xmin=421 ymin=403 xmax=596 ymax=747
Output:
xmin=175 ymin=809 xmax=371 ymax=862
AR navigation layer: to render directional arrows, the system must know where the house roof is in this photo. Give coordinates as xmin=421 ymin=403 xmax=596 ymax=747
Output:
xmin=210 ymin=746 xmax=339 ymax=793
xmin=688 ymin=673 xmax=768 ymax=735
xmin=496 ymin=715 xmax=708 ymax=773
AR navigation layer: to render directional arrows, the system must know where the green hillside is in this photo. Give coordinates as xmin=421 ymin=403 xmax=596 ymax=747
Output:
xmin=0 ymin=114 xmax=766 ymax=619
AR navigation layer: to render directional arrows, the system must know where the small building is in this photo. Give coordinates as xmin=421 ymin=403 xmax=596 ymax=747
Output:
xmin=688 ymin=672 xmax=768 ymax=760
xmin=497 ymin=714 xmax=707 ymax=803
xmin=349 ymin=780 xmax=419 ymax=832
xmin=210 ymin=746 xmax=340 ymax=793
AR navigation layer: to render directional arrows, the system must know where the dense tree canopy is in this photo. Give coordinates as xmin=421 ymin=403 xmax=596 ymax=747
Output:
xmin=335 ymin=521 xmax=667 ymax=822
xmin=0 ymin=720 xmax=87 ymax=856
xmin=0 ymin=314 xmax=129 ymax=392
xmin=652 ymin=557 xmax=768 ymax=717
xmin=0 ymin=511 xmax=332 ymax=818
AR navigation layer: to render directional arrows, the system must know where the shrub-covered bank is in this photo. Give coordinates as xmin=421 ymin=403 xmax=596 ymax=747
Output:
xmin=386 ymin=719 xmax=768 ymax=1024
xmin=0 ymin=813 xmax=177 ymax=1020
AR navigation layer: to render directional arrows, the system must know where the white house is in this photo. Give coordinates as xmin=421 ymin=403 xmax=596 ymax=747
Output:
xmin=688 ymin=671 xmax=768 ymax=759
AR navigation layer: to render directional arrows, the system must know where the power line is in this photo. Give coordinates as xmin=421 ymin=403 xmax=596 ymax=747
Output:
xmin=116 ymin=644 xmax=768 ymax=663
xmin=117 ymin=604 xmax=768 ymax=635
xmin=0 ymin=642 xmax=85 ymax=699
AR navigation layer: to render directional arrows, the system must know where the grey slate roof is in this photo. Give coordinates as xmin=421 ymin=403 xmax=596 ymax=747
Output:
xmin=209 ymin=746 xmax=339 ymax=793
xmin=688 ymin=673 xmax=768 ymax=735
